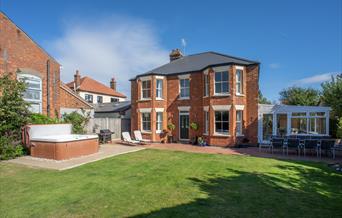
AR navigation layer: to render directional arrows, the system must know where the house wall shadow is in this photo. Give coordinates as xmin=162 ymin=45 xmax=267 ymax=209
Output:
xmin=130 ymin=164 xmax=342 ymax=218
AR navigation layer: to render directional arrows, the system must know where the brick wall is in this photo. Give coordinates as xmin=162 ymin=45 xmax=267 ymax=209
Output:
xmin=131 ymin=63 xmax=259 ymax=147
xmin=0 ymin=12 xmax=61 ymax=117
xmin=59 ymin=84 xmax=92 ymax=110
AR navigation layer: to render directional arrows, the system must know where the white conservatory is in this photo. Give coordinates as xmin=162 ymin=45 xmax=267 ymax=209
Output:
xmin=258 ymin=104 xmax=331 ymax=143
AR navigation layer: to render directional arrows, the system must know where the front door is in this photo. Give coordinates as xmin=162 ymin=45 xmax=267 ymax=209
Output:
xmin=179 ymin=112 xmax=189 ymax=140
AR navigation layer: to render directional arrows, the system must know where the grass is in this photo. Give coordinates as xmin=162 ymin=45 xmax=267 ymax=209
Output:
xmin=0 ymin=149 xmax=342 ymax=218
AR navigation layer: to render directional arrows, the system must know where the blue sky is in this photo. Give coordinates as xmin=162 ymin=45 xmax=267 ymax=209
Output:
xmin=2 ymin=0 xmax=341 ymax=100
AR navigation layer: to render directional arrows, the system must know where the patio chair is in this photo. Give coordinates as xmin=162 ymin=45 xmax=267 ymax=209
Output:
xmin=285 ymin=138 xmax=301 ymax=156
xmin=303 ymin=139 xmax=320 ymax=157
xmin=258 ymin=136 xmax=271 ymax=152
xmin=320 ymin=139 xmax=336 ymax=157
xmin=332 ymin=143 xmax=342 ymax=159
xmin=270 ymin=137 xmax=285 ymax=154
xmin=134 ymin=130 xmax=151 ymax=143
xmin=122 ymin=132 xmax=142 ymax=145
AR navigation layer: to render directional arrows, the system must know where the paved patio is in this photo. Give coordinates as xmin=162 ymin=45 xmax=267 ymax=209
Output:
xmin=143 ymin=142 xmax=342 ymax=164
xmin=6 ymin=144 xmax=145 ymax=171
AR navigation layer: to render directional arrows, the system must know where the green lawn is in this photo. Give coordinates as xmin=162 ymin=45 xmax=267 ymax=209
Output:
xmin=0 ymin=149 xmax=341 ymax=218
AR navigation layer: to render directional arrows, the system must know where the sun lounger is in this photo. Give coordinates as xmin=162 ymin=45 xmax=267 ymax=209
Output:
xmin=134 ymin=130 xmax=151 ymax=143
xmin=122 ymin=132 xmax=144 ymax=145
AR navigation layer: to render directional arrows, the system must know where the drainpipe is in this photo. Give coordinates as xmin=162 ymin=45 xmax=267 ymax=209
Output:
xmin=46 ymin=60 xmax=50 ymax=117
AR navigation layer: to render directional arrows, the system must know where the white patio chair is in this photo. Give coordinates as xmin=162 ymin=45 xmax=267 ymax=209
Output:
xmin=134 ymin=130 xmax=151 ymax=143
xmin=122 ymin=132 xmax=141 ymax=145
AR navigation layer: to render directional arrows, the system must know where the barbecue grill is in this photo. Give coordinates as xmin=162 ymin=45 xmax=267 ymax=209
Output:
xmin=98 ymin=129 xmax=113 ymax=144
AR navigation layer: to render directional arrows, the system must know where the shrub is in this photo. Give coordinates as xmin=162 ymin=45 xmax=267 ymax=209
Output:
xmin=190 ymin=122 xmax=199 ymax=131
xmin=0 ymin=137 xmax=25 ymax=160
xmin=29 ymin=113 xmax=60 ymax=124
xmin=62 ymin=110 xmax=90 ymax=134
xmin=337 ymin=117 xmax=342 ymax=139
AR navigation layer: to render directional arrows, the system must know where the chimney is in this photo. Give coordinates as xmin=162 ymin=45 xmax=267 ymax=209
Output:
xmin=169 ymin=49 xmax=183 ymax=62
xmin=110 ymin=77 xmax=116 ymax=91
xmin=74 ymin=70 xmax=81 ymax=91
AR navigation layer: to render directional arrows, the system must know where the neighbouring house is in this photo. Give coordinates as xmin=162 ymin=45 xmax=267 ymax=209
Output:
xmin=94 ymin=101 xmax=131 ymax=119
xmin=66 ymin=71 xmax=127 ymax=104
xmin=0 ymin=12 xmax=93 ymax=117
xmin=130 ymin=49 xmax=260 ymax=146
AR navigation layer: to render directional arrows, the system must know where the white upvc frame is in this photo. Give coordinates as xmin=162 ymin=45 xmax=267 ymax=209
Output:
xmin=203 ymin=70 xmax=209 ymax=97
xmin=178 ymin=74 xmax=190 ymax=100
xmin=156 ymin=111 xmax=163 ymax=133
xmin=235 ymin=66 xmax=244 ymax=95
xmin=204 ymin=110 xmax=209 ymax=135
xmin=140 ymin=76 xmax=152 ymax=100
xmin=17 ymin=73 xmax=42 ymax=113
xmin=155 ymin=77 xmax=164 ymax=100
xmin=212 ymin=104 xmax=231 ymax=136
xmin=213 ymin=67 xmax=230 ymax=96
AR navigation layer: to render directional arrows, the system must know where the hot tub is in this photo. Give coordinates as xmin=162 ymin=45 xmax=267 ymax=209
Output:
xmin=26 ymin=124 xmax=99 ymax=160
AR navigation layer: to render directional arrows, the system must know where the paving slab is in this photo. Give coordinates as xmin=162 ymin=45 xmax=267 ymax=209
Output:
xmin=6 ymin=144 xmax=144 ymax=171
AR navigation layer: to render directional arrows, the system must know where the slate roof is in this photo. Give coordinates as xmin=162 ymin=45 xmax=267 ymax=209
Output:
xmin=66 ymin=77 xmax=126 ymax=98
xmin=94 ymin=101 xmax=131 ymax=113
xmin=131 ymin=51 xmax=259 ymax=80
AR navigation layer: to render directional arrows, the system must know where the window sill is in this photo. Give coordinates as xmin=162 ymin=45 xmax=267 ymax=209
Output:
xmin=213 ymin=133 xmax=231 ymax=137
xmin=141 ymin=131 xmax=152 ymax=134
xmin=155 ymin=98 xmax=164 ymax=101
xmin=236 ymin=134 xmax=245 ymax=137
xmin=156 ymin=130 xmax=162 ymax=134
xmin=203 ymin=133 xmax=208 ymax=136
xmin=236 ymin=93 xmax=245 ymax=97
xmin=138 ymin=98 xmax=151 ymax=102
xmin=178 ymin=97 xmax=190 ymax=100
xmin=203 ymin=96 xmax=209 ymax=98
xmin=213 ymin=93 xmax=230 ymax=97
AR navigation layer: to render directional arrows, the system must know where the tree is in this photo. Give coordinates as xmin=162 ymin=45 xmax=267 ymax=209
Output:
xmin=0 ymin=73 xmax=31 ymax=159
xmin=258 ymin=90 xmax=271 ymax=104
xmin=279 ymin=86 xmax=320 ymax=106
xmin=321 ymin=74 xmax=342 ymax=118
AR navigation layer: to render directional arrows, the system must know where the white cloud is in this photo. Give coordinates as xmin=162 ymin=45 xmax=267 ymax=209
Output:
xmin=47 ymin=15 xmax=169 ymax=98
xmin=295 ymin=72 xmax=340 ymax=85
xmin=269 ymin=63 xmax=280 ymax=69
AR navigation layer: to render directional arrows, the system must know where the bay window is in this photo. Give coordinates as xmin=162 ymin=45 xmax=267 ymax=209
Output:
xmin=204 ymin=74 xmax=209 ymax=96
xmin=214 ymin=71 xmax=229 ymax=94
xmin=236 ymin=69 xmax=243 ymax=94
xmin=141 ymin=80 xmax=151 ymax=99
xmin=141 ymin=112 xmax=151 ymax=131
xmin=156 ymin=79 xmax=163 ymax=99
xmin=236 ymin=110 xmax=243 ymax=135
xmin=156 ymin=112 xmax=163 ymax=132
xmin=204 ymin=111 xmax=209 ymax=134
xmin=215 ymin=111 xmax=229 ymax=134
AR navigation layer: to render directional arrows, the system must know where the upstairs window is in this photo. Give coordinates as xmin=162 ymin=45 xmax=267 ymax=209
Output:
xmin=180 ymin=78 xmax=190 ymax=98
xmin=85 ymin=94 xmax=93 ymax=103
xmin=142 ymin=80 xmax=151 ymax=99
xmin=236 ymin=69 xmax=243 ymax=94
xmin=111 ymin=98 xmax=119 ymax=102
xmin=214 ymin=71 xmax=229 ymax=94
xmin=204 ymin=74 xmax=209 ymax=96
xmin=17 ymin=74 xmax=42 ymax=113
xmin=156 ymin=79 xmax=163 ymax=99
xmin=141 ymin=112 xmax=151 ymax=131
xmin=97 ymin=96 xmax=103 ymax=103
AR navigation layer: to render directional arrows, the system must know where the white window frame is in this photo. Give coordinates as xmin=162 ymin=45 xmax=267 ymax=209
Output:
xmin=156 ymin=112 xmax=163 ymax=133
xmin=236 ymin=110 xmax=243 ymax=136
xmin=85 ymin=94 xmax=93 ymax=103
xmin=17 ymin=73 xmax=42 ymax=113
xmin=214 ymin=110 xmax=230 ymax=136
xmin=156 ymin=79 xmax=163 ymax=100
xmin=204 ymin=73 xmax=209 ymax=97
xmin=308 ymin=112 xmax=326 ymax=135
xmin=214 ymin=71 xmax=229 ymax=95
xmin=236 ymin=69 xmax=243 ymax=95
xmin=179 ymin=78 xmax=190 ymax=99
xmin=140 ymin=77 xmax=151 ymax=100
xmin=141 ymin=112 xmax=151 ymax=132
xmin=204 ymin=111 xmax=209 ymax=135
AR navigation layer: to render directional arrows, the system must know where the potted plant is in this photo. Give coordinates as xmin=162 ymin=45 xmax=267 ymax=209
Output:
xmin=167 ymin=123 xmax=176 ymax=143
xmin=190 ymin=122 xmax=199 ymax=145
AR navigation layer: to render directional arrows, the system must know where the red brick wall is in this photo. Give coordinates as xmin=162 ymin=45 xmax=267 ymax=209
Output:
xmin=59 ymin=84 xmax=92 ymax=110
xmin=0 ymin=12 xmax=61 ymax=117
xmin=131 ymin=64 xmax=259 ymax=147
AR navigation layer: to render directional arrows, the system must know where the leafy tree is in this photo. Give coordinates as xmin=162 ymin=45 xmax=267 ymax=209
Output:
xmin=321 ymin=74 xmax=342 ymax=118
xmin=62 ymin=110 xmax=90 ymax=134
xmin=0 ymin=73 xmax=31 ymax=159
xmin=279 ymin=86 xmax=320 ymax=106
xmin=258 ymin=90 xmax=271 ymax=104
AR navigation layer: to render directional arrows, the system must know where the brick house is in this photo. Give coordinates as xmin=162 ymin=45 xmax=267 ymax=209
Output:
xmin=130 ymin=49 xmax=260 ymax=147
xmin=0 ymin=12 xmax=92 ymax=117
xmin=66 ymin=71 xmax=127 ymax=104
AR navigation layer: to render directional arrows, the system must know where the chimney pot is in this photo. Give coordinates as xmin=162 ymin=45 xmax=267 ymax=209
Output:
xmin=110 ymin=77 xmax=117 ymax=91
xmin=74 ymin=70 xmax=81 ymax=91
xmin=169 ymin=48 xmax=183 ymax=62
